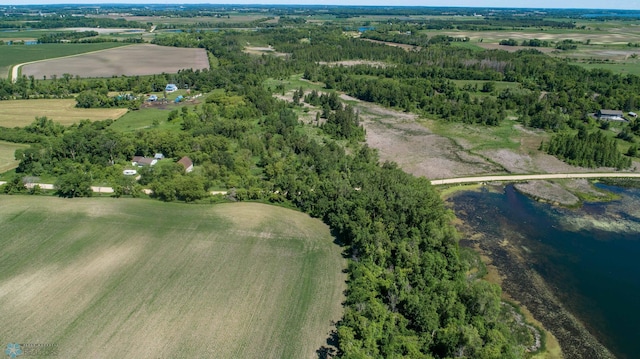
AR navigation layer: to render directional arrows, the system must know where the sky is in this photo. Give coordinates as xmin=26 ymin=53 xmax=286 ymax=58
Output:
xmin=0 ymin=0 xmax=638 ymax=10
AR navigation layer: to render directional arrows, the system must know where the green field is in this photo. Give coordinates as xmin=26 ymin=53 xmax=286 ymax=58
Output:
xmin=0 ymin=197 xmax=345 ymax=358
xmin=424 ymin=118 xmax=530 ymax=152
xmin=571 ymin=61 xmax=640 ymax=76
xmin=0 ymin=140 xmax=28 ymax=173
xmin=0 ymin=30 xmax=52 ymax=40
xmin=0 ymin=99 xmax=128 ymax=127
xmin=0 ymin=42 xmax=127 ymax=78
xmin=109 ymin=107 xmax=182 ymax=132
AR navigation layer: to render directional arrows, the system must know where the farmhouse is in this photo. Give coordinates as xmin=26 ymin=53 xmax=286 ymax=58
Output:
xmin=597 ymin=109 xmax=625 ymax=121
xmin=132 ymin=156 xmax=158 ymax=167
xmin=165 ymin=84 xmax=178 ymax=93
xmin=177 ymin=156 xmax=194 ymax=173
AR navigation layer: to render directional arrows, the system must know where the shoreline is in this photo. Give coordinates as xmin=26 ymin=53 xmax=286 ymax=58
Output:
xmin=449 ymin=189 xmax=617 ymax=359
xmin=438 ymin=178 xmax=623 ymax=208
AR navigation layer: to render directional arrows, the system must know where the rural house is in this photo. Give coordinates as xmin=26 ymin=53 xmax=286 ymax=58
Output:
xmin=131 ymin=156 xmax=158 ymax=167
xmin=597 ymin=109 xmax=625 ymax=121
xmin=177 ymin=156 xmax=194 ymax=173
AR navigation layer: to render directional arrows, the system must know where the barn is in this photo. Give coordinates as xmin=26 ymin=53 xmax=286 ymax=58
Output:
xmin=597 ymin=109 xmax=625 ymax=121
xmin=178 ymin=156 xmax=194 ymax=173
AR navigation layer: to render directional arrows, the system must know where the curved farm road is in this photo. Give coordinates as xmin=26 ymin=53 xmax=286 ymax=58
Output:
xmin=9 ymin=45 xmax=133 ymax=83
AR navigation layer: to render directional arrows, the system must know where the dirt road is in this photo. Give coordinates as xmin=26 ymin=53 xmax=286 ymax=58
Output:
xmin=431 ymin=172 xmax=640 ymax=185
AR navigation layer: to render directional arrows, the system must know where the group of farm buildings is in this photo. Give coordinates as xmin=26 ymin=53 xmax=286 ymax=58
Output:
xmin=127 ymin=153 xmax=193 ymax=174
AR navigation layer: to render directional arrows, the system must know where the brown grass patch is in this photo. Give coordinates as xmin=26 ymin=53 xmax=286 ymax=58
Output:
xmin=338 ymin=94 xmax=502 ymax=179
xmin=0 ymin=99 xmax=127 ymax=127
xmin=21 ymin=44 xmax=209 ymax=79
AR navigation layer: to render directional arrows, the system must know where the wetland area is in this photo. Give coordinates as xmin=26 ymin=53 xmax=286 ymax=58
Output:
xmin=450 ymin=184 xmax=640 ymax=359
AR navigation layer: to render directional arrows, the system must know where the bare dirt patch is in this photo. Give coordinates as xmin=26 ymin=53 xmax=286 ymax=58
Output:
xmin=340 ymin=94 xmax=502 ymax=179
xmin=21 ymin=44 xmax=209 ymax=79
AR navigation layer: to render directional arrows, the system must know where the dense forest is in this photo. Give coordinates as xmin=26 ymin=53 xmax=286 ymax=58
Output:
xmin=543 ymin=127 xmax=631 ymax=169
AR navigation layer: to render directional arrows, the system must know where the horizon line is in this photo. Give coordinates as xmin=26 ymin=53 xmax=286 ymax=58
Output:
xmin=1 ymin=3 xmax=639 ymax=11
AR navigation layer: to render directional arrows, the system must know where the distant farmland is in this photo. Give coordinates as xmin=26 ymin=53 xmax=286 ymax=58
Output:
xmin=0 ymin=99 xmax=127 ymax=127
xmin=0 ymin=198 xmax=345 ymax=359
xmin=0 ymin=42 xmax=127 ymax=79
xmin=21 ymin=44 xmax=209 ymax=79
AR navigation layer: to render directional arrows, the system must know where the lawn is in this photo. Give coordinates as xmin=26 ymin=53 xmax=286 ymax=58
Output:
xmin=0 ymin=42 xmax=127 ymax=79
xmin=109 ymin=107 xmax=182 ymax=132
xmin=0 ymin=99 xmax=127 ymax=127
xmin=0 ymin=140 xmax=28 ymax=173
xmin=110 ymin=91 xmax=208 ymax=132
xmin=0 ymin=197 xmax=345 ymax=359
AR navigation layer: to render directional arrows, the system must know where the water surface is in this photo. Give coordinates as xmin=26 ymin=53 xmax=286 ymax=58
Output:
xmin=451 ymin=184 xmax=640 ymax=359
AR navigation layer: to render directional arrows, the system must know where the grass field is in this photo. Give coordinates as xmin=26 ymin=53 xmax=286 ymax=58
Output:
xmin=20 ymin=44 xmax=209 ymax=80
xmin=424 ymin=118 xmax=527 ymax=152
xmin=110 ymin=107 xmax=182 ymax=132
xmin=0 ymin=197 xmax=345 ymax=359
xmin=0 ymin=140 xmax=28 ymax=173
xmin=0 ymin=43 xmax=127 ymax=79
xmin=0 ymin=30 xmax=52 ymax=40
xmin=0 ymin=99 xmax=128 ymax=127
xmin=571 ymin=61 xmax=640 ymax=76
xmin=450 ymin=79 xmax=521 ymax=91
